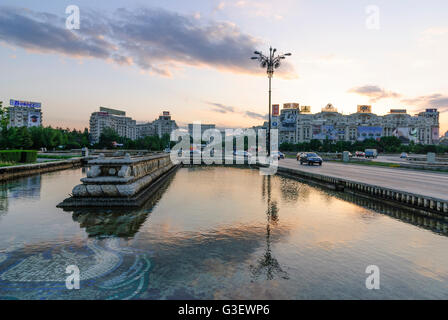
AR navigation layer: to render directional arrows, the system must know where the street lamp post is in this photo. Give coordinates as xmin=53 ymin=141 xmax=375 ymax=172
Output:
xmin=251 ymin=47 xmax=291 ymax=156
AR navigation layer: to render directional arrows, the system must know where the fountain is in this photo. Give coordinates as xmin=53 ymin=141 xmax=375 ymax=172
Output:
xmin=58 ymin=153 xmax=178 ymax=207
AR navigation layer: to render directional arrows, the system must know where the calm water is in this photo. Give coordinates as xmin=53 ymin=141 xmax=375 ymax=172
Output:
xmin=0 ymin=166 xmax=448 ymax=300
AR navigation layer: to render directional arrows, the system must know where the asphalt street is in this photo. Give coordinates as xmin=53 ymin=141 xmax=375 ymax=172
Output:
xmin=278 ymin=158 xmax=448 ymax=200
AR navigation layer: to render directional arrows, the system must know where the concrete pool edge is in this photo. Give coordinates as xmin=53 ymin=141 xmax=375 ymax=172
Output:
xmin=269 ymin=164 xmax=448 ymax=217
xmin=0 ymin=158 xmax=85 ymax=182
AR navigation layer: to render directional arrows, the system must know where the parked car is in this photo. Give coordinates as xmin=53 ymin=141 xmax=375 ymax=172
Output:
xmin=299 ymin=152 xmax=323 ymax=166
xmin=355 ymin=151 xmax=365 ymax=157
xmin=365 ymin=149 xmax=378 ymax=158
xmin=400 ymin=152 xmax=408 ymax=159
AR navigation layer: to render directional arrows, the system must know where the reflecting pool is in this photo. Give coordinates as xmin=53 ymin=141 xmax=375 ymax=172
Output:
xmin=0 ymin=166 xmax=448 ymax=299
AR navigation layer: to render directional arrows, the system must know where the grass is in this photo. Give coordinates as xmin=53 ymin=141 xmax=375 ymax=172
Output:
xmin=37 ymin=154 xmax=80 ymax=159
xmin=0 ymin=158 xmax=71 ymax=168
xmin=0 ymin=162 xmax=17 ymax=168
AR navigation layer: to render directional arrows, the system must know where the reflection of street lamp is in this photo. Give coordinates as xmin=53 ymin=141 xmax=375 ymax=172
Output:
xmin=251 ymin=47 xmax=291 ymax=156
xmin=251 ymin=176 xmax=288 ymax=281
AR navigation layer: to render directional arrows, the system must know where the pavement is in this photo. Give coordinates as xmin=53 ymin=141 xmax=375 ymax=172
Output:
xmin=278 ymin=158 xmax=448 ymax=201
xmin=373 ymin=155 xmax=414 ymax=164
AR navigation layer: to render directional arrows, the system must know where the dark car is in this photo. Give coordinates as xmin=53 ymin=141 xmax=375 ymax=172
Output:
xmin=299 ymin=152 xmax=323 ymax=166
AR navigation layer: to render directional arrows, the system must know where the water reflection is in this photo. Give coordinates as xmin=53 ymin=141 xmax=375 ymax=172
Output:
xmin=0 ymin=175 xmax=41 ymax=213
xmin=0 ymin=167 xmax=448 ymax=299
xmin=63 ymin=174 xmax=175 ymax=238
xmin=250 ymin=176 xmax=288 ymax=281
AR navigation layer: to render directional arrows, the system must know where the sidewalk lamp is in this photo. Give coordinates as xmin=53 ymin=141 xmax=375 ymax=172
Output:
xmin=251 ymin=47 xmax=291 ymax=156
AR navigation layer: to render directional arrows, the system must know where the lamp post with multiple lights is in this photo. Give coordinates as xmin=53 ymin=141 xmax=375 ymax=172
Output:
xmin=251 ymin=47 xmax=291 ymax=156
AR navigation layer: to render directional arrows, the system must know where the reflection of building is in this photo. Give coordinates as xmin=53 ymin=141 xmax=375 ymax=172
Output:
xmin=294 ymin=105 xmax=439 ymax=145
xmin=8 ymin=99 xmax=42 ymax=128
xmin=89 ymin=107 xmax=137 ymax=143
xmin=0 ymin=175 xmax=42 ymax=212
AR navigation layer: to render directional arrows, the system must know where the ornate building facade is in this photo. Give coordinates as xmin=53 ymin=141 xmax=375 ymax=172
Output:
xmin=277 ymin=103 xmax=440 ymax=145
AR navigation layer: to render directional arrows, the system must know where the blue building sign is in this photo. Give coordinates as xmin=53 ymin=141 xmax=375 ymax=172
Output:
xmin=10 ymin=99 xmax=41 ymax=109
xmin=357 ymin=126 xmax=382 ymax=141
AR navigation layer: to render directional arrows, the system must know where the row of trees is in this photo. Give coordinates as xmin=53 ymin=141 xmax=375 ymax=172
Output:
xmin=95 ymin=127 xmax=172 ymax=151
xmin=0 ymin=125 xmax=90 ymax=150
xmin=280 ymin=136 xmax=448 ymax=154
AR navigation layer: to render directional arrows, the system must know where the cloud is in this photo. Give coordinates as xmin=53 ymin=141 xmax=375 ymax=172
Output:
xmin=0 ymin=7 xmax=111 ymax=59
xmin=244 ymin=111 xmax=267 ymax=120
xmin=206 ymin=101 xmax=267 ymax=120
xmin=348 ymin=85 xmax=401 ymax=102
xmin=0 ymin=6 xmax=296 ymax=78
xmin=205 ymin=102 xmax=236 ymax=113
xmin=348 ymin=84 xmax=448 ymax=113
xmin=402 ymin=94 xmax=448 ymax=113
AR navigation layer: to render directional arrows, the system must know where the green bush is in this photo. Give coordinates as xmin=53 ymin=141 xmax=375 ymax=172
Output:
xmin=0 ymin=150 xmax=37 ymax=164
xmin=20 ymin=150 xmax=37 ymax=163
xmin=0 ymin=150 xmax=21 ymax=163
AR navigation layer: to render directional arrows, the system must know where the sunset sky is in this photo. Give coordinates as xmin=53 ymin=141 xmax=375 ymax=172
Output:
xmin=0 ymin=0 xmax=447 ymax=134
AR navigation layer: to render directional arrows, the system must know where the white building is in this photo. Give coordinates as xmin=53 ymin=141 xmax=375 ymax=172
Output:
xmin=293 ymin=104 xmax=440 ymax=145
xmin=136 ymin=122 xmax=155 ymax=138
xmin=152 ymin=111 xmax=178 ymax=138
xmin=8 ymin=99 xmax=42 ymax=128
xmin=89 ymin=107 xmax=137 ymax=143
xmin=279 ymin=103 xmax=300 ymax=144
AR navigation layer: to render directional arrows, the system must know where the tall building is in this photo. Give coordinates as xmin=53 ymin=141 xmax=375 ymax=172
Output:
xmin=136 ymin=122 xmax=155 ymax=138
xmin=279 ymin=103 xmax=300 ymax=144
xmin=152 ymin=111 xmax=178 ymax=137
xmin=89 ymin=107 xmax=137 ymax=143
xmin=8 ymin=99 xmax=42 ymax=128
xmin=293 ymin=104 xmax=440 ymax=145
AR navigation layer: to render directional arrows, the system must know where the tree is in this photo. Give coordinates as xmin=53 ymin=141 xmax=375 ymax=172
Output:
xmin=99 ymin=127 xmax=121 ymax=148
xmin=17 ymin=127 xmax=33 ymax=149
xmin=379 ymin=136 xmax=401 ymax=152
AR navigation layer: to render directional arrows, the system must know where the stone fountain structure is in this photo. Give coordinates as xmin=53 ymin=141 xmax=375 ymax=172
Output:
xmin=58 ymin=153 xmax=178 ymax=207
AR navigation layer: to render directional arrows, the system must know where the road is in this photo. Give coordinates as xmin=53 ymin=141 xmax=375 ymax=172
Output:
xmin=278 ymin=158 xmax=448 ymax=200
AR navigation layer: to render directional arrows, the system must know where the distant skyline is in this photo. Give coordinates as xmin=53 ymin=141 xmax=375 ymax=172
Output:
xmin=0 ymin=0 xmax=447 ymax=134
